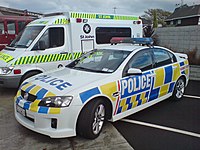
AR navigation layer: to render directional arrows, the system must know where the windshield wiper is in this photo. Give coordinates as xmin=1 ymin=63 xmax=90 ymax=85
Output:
xmin=15 ymin=44 xmax=28 ymax=48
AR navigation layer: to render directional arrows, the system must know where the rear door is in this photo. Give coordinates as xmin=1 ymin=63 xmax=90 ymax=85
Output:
xmin=148 ymin=48 xmax=177 ymax=101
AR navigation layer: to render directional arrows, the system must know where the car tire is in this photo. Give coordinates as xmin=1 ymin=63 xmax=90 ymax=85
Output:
xmin=77 ymin=99 xmax=106 ymax=139
xmin=171 ymin=77 xmax=185 ymax=101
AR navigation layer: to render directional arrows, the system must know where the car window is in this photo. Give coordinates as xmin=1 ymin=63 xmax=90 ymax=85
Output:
xmin=0 ymin=22 xmax=4 ymax=34
xmin=126 ymin=49 xmax=153 ymax=72
xmin=33 ymin=27 xmax=64 ymax=50
xmin=153 ymin=48 xmax=172 ymax=67
xmin=67 ymin=49 xmax=131 ymax=73
xmin=7 ymin=21 xmax=16 ymax=34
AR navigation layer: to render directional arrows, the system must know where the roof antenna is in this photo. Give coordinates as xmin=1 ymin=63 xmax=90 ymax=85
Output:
xmin=113 ymin=7 xmax=117 ymax=14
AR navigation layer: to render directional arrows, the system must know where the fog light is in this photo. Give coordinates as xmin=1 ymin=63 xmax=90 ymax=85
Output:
xmin=51 ymin=118 xmax=57 ymax=129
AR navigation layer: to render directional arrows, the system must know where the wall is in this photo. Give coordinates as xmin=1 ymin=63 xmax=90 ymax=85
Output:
xmin=154 ymin=25 xmax=200 ymax=54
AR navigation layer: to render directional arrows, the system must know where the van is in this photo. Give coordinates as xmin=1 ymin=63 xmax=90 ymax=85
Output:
xmin=0 ymin=12 xmax=142 ymax=88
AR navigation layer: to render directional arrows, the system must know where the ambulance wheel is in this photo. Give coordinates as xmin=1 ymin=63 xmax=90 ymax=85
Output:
xmin=20 ymin=71 xmax=41 ymax=86
xmin=77 ymin=99 xmax=106 ymax=139
xmin=171 ymin=77 xmax=185 ymax=101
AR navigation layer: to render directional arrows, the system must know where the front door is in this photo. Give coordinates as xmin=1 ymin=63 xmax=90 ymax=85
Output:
xmin=115 ymin=49 xmax=154 ymax=115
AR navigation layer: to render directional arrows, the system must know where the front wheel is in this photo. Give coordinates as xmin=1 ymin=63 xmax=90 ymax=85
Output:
xmin=171 ymin=78 xmax=185 ymax=101
xmin=77 ymin=99 xmax=106 ymax=139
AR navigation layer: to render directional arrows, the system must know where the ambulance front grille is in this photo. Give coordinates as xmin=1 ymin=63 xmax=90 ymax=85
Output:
xmin=21 ymin=90 xmax=37 ymax=102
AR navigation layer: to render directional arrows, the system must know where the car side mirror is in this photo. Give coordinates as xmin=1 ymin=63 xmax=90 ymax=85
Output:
xmin=38 ymin=40 xmax=46 ymax=50
xmin=126 ymin=68 xmax=142 ymax=76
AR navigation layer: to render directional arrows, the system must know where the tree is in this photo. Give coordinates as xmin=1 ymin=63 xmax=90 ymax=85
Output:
xmin=153 ymin=10 xmax=158 ymax=28
xmin=142 ymin=9 xmax=172 ymax=27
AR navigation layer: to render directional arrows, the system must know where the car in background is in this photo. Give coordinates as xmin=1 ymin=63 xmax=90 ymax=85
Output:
xmin=0 ymin=15 xmax=33 ymax=50
xmin=14 ymin=38 xmax=189 ymax=139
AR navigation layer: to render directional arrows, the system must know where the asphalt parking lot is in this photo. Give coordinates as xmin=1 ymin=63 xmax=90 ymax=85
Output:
xmin=113 ymin=80 xmax=200 ymax=150
xmin=0 ymin=80 xmax=199 ymax=150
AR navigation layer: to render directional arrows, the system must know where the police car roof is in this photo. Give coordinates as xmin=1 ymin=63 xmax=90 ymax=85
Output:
xmin=100 ymin=44 xmax=148 ymax=52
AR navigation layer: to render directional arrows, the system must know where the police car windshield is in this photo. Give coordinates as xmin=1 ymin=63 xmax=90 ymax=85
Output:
xmin=9 ymin=26 xmax=45 ymax=48
xmin=67 ymin=49 xmax=131 ymax=73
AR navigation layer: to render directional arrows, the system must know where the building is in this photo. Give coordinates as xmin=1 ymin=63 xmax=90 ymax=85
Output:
xmin=165 ymin=4 xmax=200 ymax=26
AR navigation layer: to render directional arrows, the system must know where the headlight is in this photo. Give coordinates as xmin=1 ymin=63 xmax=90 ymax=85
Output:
xmin=0 ymin=67 xmax=14 ymax=75
xmin=39 ymin=96 xmax=73 ymax=107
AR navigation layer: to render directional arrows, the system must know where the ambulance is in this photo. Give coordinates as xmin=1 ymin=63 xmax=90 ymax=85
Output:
xmin=0 ymin=12 xmax=142 ymax=88
xmin=14 ymin=38 xmax=189 ymax=139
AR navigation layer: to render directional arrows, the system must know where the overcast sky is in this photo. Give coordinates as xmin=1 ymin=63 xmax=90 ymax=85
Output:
xmin=0 ymin=0 xmax=200 ymax=16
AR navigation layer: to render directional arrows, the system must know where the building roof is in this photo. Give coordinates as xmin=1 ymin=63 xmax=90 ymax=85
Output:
xmin=166 ymin=4 xmax=200 ymax=21
xmin=0 ymin=6 xmax=42 ymax=18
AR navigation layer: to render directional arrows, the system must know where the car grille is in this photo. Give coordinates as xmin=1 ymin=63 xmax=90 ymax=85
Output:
xmin=21 ymin=90 xmax=37 ymax=102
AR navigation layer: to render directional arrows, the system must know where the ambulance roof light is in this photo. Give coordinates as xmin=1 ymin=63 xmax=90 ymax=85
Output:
xmin=110 ymin=37 xmax=153 ymax=46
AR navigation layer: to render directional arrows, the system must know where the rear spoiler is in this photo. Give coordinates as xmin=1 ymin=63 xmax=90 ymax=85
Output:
xmin=175 ymin=53 xmax=188 ymax=59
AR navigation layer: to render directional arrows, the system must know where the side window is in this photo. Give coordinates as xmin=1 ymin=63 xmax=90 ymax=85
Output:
xmin=7 ymin=21 xmax=16 ymax=34
xmin=153 ymin=49 xmax=173 ymax=67
xmin=0 ymin=22 xmax=4 ymax=34
xmin=96 ymin=27 xmax=131 ymax=44
xmin=18 ymin=21 xmax=26 ymax=33
xmin=168 ymin=52 xmax=177 ymax=63
xmin=33 ymin=27 xmax=64 ymax=50
xmin=126 ymin=49 xmax=153 ymax=72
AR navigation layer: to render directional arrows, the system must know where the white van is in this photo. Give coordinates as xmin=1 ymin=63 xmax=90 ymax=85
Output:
xmin=0 ymin=12 xmax=142 ymax=88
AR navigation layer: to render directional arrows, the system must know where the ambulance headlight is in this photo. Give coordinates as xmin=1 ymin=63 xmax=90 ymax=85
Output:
xmin=0 ymin=67 xmax=14 ymax=75
xmin=39 ymin=96 xmax=73 ymax=107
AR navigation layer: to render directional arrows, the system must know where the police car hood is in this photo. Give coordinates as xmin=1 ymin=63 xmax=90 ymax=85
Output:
xmin=26 ymin=68 xmax=110 ymax=96
xmin=0 ymin=49 xmax=25 ymax=67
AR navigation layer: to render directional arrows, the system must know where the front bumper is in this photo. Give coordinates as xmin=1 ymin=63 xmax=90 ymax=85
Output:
xmin=14 ymin=102 xmax=81 ymax=138
xmin=0 ymin=75 xmax=22 ymax=88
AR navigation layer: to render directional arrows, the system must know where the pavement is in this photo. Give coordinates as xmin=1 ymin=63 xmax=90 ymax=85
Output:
xmin=0 ymin=88 xmax=133 ymax=150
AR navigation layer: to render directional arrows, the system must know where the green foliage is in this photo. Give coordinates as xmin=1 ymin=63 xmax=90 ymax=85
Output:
xmin=142 ymin=9 xmax=172 ymax=27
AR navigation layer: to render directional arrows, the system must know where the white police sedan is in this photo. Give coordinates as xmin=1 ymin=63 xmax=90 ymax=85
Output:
xmin=14 ymin=38 xmax=189 ymax=139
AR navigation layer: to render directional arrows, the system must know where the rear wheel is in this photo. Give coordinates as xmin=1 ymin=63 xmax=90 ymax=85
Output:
xmin=77 ymin=99 xmax=106 ymax=139
xmin=171 ymin=78 xmax=185 ymax=100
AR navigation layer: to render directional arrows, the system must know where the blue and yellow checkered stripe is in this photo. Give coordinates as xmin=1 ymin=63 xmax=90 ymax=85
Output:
xmin=12 ymin=52 xmax=82 ymax=65
xmin=117 ymin=91 xmax=149 ymax=114
xmin=70 ymin=12 xmax=139 ymax=21
xmin=15 ymin=82 xmax=60 ymax=114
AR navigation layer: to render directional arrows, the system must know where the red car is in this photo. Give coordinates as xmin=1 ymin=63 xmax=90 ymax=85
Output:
xmin=0 ymin=15 xmax=33 ymax=50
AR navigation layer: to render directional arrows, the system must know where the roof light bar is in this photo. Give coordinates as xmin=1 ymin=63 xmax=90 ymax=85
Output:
xmin=110 ymin=37 xmax=153 ymax=45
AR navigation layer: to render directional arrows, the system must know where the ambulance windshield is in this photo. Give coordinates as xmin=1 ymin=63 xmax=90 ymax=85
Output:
xmin=9 ymin=26 xmax=45 ymax=48
xmin=67 ymin=49 xmax=131 ymax=73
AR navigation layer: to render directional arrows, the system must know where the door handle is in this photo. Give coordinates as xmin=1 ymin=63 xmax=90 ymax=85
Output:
xmin=112 ymin=92 xmax=120 ymax=97
xmin=60 ymin=52 xmax=68 ymax=54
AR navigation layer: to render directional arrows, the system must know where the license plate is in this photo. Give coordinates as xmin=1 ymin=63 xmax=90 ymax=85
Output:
xmin=16 ymin=105 xmax=26 ymax=116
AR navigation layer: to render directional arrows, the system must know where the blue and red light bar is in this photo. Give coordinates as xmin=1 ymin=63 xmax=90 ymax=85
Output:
xmin=110 ymin=37 xmax=153 ymax=45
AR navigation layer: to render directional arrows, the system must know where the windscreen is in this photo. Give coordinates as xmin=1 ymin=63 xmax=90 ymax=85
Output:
xmin=9 ymin=26 xmax=45 ymax=48
xmin=67 ymin=49 xmax=131 ymax=73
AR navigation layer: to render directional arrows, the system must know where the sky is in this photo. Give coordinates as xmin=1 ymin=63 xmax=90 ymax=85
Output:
xmin=0 ymin=0 xmax=200 ymax=16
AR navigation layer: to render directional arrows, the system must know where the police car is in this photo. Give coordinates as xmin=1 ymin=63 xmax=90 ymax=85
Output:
xmin=14 ymin=38 xmax=189 ymax=139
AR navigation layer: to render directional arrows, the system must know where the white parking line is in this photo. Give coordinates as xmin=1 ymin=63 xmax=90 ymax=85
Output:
xmin=184 ymin=94 xmax=200 ymax=99
xmin=121 ymin=119 xmax=200 ymax=138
